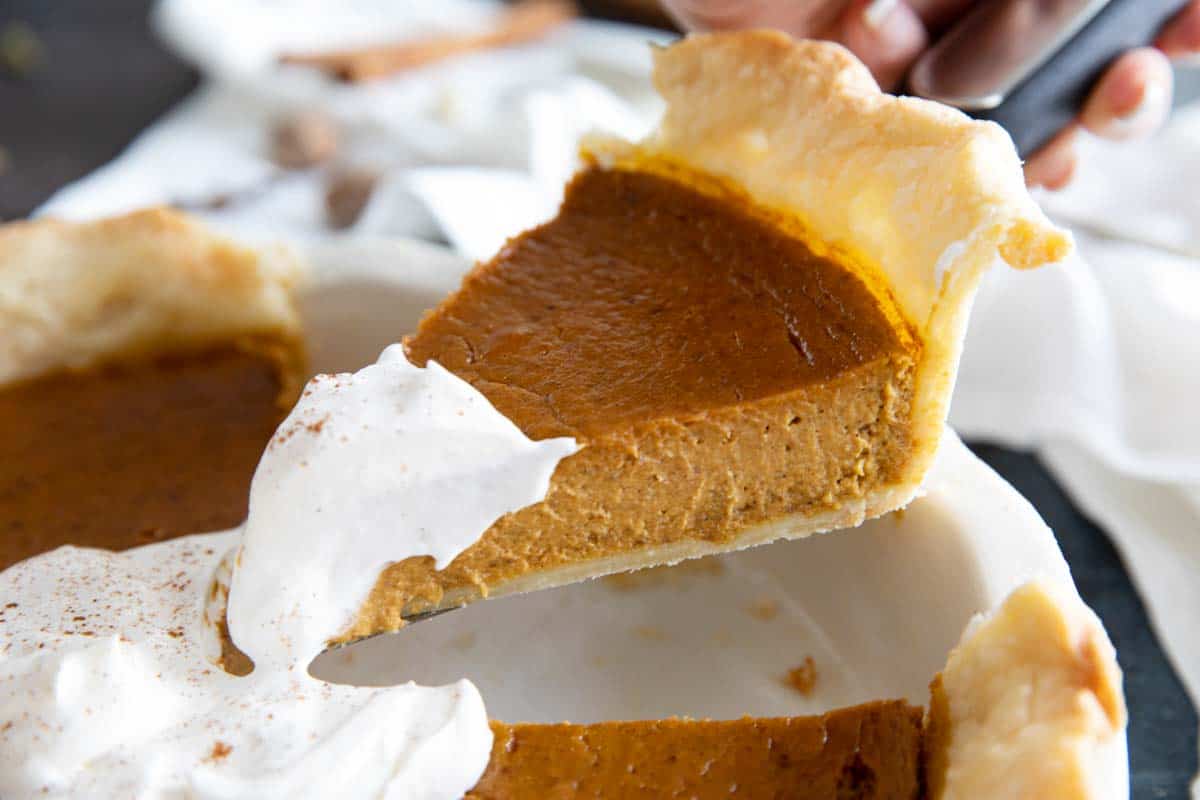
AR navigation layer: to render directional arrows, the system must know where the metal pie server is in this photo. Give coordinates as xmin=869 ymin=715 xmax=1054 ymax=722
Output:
xmin=908 ymin=0 xmax=1190 ymax=157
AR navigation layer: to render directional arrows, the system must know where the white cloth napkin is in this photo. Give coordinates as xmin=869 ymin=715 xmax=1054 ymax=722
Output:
xmin=41 ymin=3 xmax=667 ymax=253
xmin=956 ymin=121 xmax=1200 ymax=680
xmin=1038 ymin=105 xmax=1200 ymax=258
xmin=956 ymin=120 xmax=1200 ymax=797
xmin=34 ymin=2 xmax=1200 ymax=789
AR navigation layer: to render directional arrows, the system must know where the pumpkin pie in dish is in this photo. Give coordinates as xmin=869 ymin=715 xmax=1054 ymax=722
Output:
xmin=471 ymin=580 xmax=1125 ymax=799
xmin=345 ymin=30 xmax=1072 ymax=637
xmin=0 ymin=208 xmax=306 ymax=571
xmin=0 ymin=30 xmax=1121 ymax=800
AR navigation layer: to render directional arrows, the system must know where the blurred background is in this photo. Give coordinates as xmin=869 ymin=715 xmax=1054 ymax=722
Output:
xmin=1 ymin=1 xmax=1197 ymax=797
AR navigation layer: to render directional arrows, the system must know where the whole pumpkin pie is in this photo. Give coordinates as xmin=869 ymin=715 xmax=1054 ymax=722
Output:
xmin=344 ymin=31 xmax=1072 ymax=637
xmin=0 ymin=209 xmax=306 ymax=570
xmin=0 ymin=30 xmax=1117 ymax=800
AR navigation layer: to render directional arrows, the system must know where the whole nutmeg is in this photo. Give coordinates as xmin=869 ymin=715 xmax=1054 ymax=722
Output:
xmin=325 ymin=168 xmax=380 ymax=230
xmin=271 ymin=111 xmax=339 ymax=169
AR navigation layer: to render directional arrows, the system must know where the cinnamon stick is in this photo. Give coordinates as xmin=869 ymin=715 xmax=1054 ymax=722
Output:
xmin=281 ymin=0 xmax=576 ymax=83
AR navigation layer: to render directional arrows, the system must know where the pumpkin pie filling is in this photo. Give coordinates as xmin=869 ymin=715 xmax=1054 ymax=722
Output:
xmin=0 ymin=343 xmax=297 ymax=571
xmin=471 ymin=701 xmax=925 ymax=800
xmin=353 ymin=164 xmax=920 ymax=634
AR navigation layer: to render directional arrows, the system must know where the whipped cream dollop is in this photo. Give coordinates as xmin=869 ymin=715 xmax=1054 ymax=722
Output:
xmin=230 ymin=344 xmax=578 ymax=668
xmin=0 ymin=346 xmax=577 ymax=798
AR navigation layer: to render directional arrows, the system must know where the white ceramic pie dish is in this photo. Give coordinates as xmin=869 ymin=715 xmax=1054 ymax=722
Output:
xmin=289 ymin=235 xmax=1129 ymax=796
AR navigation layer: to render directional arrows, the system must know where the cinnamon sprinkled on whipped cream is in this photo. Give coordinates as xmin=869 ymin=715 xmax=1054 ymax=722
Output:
xmin=0 ymin=344 xmax=577 ymax=798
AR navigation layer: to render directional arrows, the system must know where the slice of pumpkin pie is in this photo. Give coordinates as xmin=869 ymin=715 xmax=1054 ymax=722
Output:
xmin=0 ymin=209 xmax=306 ymax=570
xmin=345 ymin=31 xmax=1071 ymax=636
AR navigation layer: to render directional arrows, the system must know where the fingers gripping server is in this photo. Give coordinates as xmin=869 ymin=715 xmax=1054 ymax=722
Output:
xmin=908 ymin=0 xmax=1189 ymax=156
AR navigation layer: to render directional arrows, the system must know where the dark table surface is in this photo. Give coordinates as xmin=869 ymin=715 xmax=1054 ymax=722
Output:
xmin=1 ymin=1 xmax=1195 ymax=796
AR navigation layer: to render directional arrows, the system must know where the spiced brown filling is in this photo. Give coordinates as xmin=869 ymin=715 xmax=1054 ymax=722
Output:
xmin=470 ymin=701 xmax=925 ymax=800
xmin=0 ymin=344 xmax=297 ymax=571
xmin=346 ymin=165 xmax=920 ymax=637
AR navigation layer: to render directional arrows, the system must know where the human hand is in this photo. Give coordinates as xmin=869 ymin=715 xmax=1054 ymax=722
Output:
xmin=660 ymin=0 xmax=1200 ymax=189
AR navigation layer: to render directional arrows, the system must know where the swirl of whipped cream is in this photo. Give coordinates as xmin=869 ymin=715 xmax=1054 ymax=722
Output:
xmin=0 ymin=345 xmax=578 ymax=798
xmin=230 ymin=344 xmax=577 ymax=670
